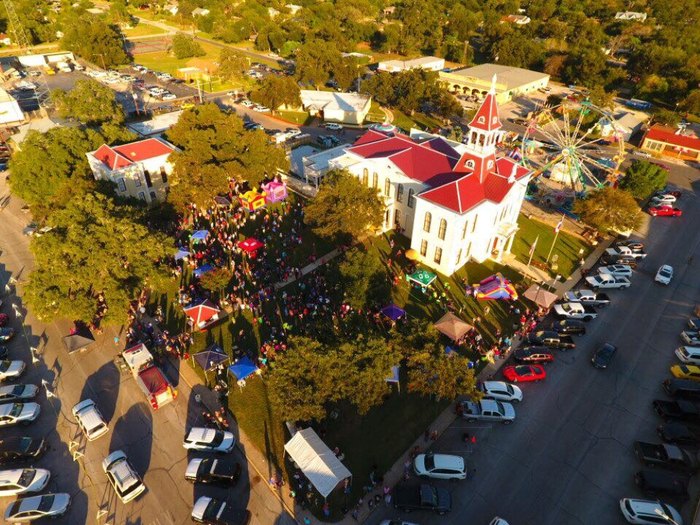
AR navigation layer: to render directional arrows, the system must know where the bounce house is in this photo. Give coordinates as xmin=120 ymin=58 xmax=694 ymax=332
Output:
xmin=239 ymin=190 xmax=266 ymax=212
xmin=473 ymin=273 xmax=518 ymax=301
xmin=261 ymin=181 xmax=287 ymax=204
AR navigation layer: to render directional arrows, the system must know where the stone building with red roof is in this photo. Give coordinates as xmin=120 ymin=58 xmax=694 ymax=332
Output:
xmin=301 ymin=78 xmax=532 ymax=275
xmin=86 ymin=137 xmax=177 ymax=204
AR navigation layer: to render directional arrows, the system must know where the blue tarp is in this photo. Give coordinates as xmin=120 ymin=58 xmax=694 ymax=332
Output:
xmin=193 ymin=344 xmax=229 ymax=371
xmin=174 ymin=249 xmax=191 ymax=261
xmin=191 ymin=230 xmax=210 ymax=242
xmin=229 ymin=356 xmax=257 ymax=381
xmin=193 ymin=264 xmax=214 ymax=278
xmin=381 ymin=304 xmax=406 ymax=321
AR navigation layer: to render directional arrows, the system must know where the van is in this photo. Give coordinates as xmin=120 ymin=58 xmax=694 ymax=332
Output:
xmin=72 ymin=399 xmax=109 ymax=441
xmin=663 ymin=378 xmax=700 ymax=400
xmin=675 ymin=346 xmax=700 ymax=365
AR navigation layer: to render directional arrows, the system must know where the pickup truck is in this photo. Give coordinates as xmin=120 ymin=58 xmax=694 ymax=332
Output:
xmin=605 ymin=246 xmax=647 ymax=259
xmin=634 ymin=441 xmax=699 ymax=472
xmin=553 ymin=302 xmax=598 ymax=321
xmin=526 ymin=331 xmax=576 ymax=350
xmin=585 ymin=274 xmax=631 ymax=290
xmin=653 ymin=399 xmax=700 ymax=422
xmin=122 ymin=343 xmax=177 ymax=410
xmin=461 ymin=399 xmax=516 ymax=424
xmin=563 ymin=289 xmax=610 ymax=307
xmin=393 ymin=484 xmax=452 ymax=515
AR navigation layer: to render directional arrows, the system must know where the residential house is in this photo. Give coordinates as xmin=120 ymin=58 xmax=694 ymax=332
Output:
xmin=377 ymin=56 xmax=445 ymax=73
xmin=299 ymin=90 xmax=372 ymax=125
xmin=501 ymin=14 xmax=531 ymax=25
xmin=86 ymin=138 xmax=177 ymax=204
xmin=0 ymin=88 xmax=25 ymax=125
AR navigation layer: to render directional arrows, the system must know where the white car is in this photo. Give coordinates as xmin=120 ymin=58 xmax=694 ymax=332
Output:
xmin=0 ymin=384 xmax=38 ymax=403
xmin=254 ymin=105 xmax=270 ymax=113
xmin=598 ymin=264 xmax=633 ymax=278
xmin=650 ymin=194 xmax=677 ymax=206
xmin=655 ymin=265 xmax=673 ymax=285
xmin=675 ymin=346 xmax=700 ymax=364
xmin=325 ymin=123 xmax=343 ymax=131
xmin=4 ymin=493 xmax=71 ymax=522
xmin=102 ymin=450 xmax=146 ymax=503
xmin=161 ymin=93 xmax=177 ymax=100
xmin=0 ymin=468 xmax=50 ymax=497
xmin=478 ymin=381 xmax=523 ymax=403
xmin=619 ymin=498 xmax=682 ymax=524
xmin=585 ymin=274 xmax=631 ymax=289
xmin=285 ymin=128 xmax=302 ymax=137
xmin=72 ymin=399 xmax=109 ymax=441
xmin=240 ymin=100 xmax=254 ymax=108
xmin=414 ymin=453 xmax=466 ymax=480
xmin=0 ymin=403 xmax=40 ymax=427
xmin=183 ymin=427 xmax=235 ymax=453
xmin=0 ymin=361 xmax=25 ymax=382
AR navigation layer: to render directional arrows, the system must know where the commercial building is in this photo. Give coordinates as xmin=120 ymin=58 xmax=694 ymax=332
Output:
xmin=87 ymin=138 xmax=177 ymax=204
xmin=301 ymin=82 xmax=531 ymax=276
xmin=377 ymin=56 xmax=445 ymax=73
xmin=640 ymin=125 xmax=700 ymax=161
xmin=439 ymin=63 xmax=549 ymax=104
xmin=299 ymin=90 xmax=371 ymax=125
xmin=0 ymin=88 xmax=25 ymax=126
xmin=127 ymin=110 xmax=183 ymax=137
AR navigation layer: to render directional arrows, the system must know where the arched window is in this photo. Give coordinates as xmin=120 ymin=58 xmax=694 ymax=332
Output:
xmin=362 ymin=168 xmax=368 ymax=186
xmin=372 ymin=172 xmax=378 ymax=188
xmin=466 ymin=160 xmax=475 ymax=169
xmin=384 ymin=178 xmax=391 ymax=197
xmin=408 ymin=189 xmax=415 ymax=208
xmin=396 ymin=183 xmax=404 ymax=202
xmin=434 ymin=247 xmax=442 ymax=264
xmin=438 ymin=218 xmax=447 ymax=240
xmin=478 ymin=116 xmax=485 ymax=123
xmin=423 ymin=212 xmax=432 ymax=232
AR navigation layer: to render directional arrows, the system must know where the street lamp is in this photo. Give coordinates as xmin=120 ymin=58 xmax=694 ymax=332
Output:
xmin=655 ymin=508 xmax=680 ymax=525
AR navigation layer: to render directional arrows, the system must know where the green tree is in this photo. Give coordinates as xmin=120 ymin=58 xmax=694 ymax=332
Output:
xmin=681 ymin=89 xmax=700 ymax=114
xmin=26 ymin=192 xmax=174 ymax=325
xmin=217 ymin=49 xmax=248 ymax=81
xmin=587 ymin=85 xmax=615 ymax=111
xmin=250 ymin=76 xmax=301 ymax=112
xmin=295 ymin=39 xmax=341 ymax=87
xmin=171 ymin=33 xmax=205 ymax=59
xmin=109 ymin=0 xmax=132 ymax=25
xmin=620 ymin=160 xmax=668 ymax=199
xmin=165 ymin=104 xmax=288 ymax=211
xmin=338 ymin=247 xmax=386 ymax=309
xmin=199 ymin=268 xmax=232 ymax=299
xmin=304 ymin=169 xmax=384 ymax=242
xmin=279 ymin=40 xmax=300 ymax=58
xmin=573 ymin=187 xmax=642 ymax=233
xmin=52 ymin=79 xmax=125 ymax=126
xmin=332 ymin=58 xmax=360 ymax=91
xmin=652 ymin=108 xmax=681 ymax=127
xmin=61 ymin=15 xmax=130 ymax=68
xmin=407 ymin=350 xmax=480 ymax=400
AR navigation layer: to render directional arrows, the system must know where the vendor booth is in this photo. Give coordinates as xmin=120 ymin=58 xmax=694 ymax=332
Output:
xmin=184 ymin=300 xmax=223 ymax=331
xmin=434 ymin=312 xmax=473 ymax=341
xmin=523 ymin=284 xmax=558 ymax=309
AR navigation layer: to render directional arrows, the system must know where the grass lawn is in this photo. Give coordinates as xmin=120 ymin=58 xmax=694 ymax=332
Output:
xmin=392 ymin=110 xmax=444 ymax=133
xmin=122 ymin=24 xmax=168 ymax=37
xmin=366 ymin=100 xmax=386 ymax=123
xmin=511 ymin=215 xmax=592 ymax=279
xmin=276 ymin=110 xmax=312 ymax=125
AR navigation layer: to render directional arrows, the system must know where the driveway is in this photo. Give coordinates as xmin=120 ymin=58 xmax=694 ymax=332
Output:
xmin=366 ymin=165 xmax=700 ymax=524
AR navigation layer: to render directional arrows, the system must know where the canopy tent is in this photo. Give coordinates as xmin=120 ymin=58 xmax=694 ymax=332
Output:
xmin=434 ymin=312 xmax=473 ymax=341
xmin=473 ymin=273 xmax=518 ymax=301
xmin=262 ymin=180 xmax=287 ymax=204
xmin=228 ymin=356 xmax=258 ymax=381
xmin=193 ymin=264 xmax=214 ymax=278
xmin=381 ymin=304 xmax=406 ymax=321
xmin=191 ymin=230 xmax=210 ymax=243
xmin=239 ymin=190 xmax=266 ymax=212
xmin=214 ymin=196 xmax=232 ymax=207
xmin=284 ymin=427 xmax=352 ymax=499
xmin=238 ymin=238 xmax=264 ymax=254
xmin=406 ymin=269 xmax=437 ymax=288
xmin=62 ymin=327 xmax=95 ymax=354
xmin=174 ymin=249 xmax=191 ymax=261
xmin=184 ymin=300 xmax=222 ymax=331
xmin=523 ymin=284 xmax=559 ymax=309
xmin=193 ymin=344 xmax=229 ymax=372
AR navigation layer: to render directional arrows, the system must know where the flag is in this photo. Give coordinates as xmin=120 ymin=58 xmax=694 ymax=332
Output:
xmin=528 ymin=235 xmax=539 ymax=258
xmin=554 ymin=216 xmax=564 ymax=233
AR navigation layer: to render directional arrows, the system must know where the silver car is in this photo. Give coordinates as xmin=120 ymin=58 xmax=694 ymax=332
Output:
xmin=0 ymin=361 xmax=24 ymax=382
xmin=0 ymin=468 xmax=50 ymax=497
xmin=0 ymin=384 xmax=39 ymax=403
xmin=478 ymin=381 xmax=523 ymax=403
xmin=0 ymin=402 xmax=40 ymax=427
xmin=4 ymin=493 xmax=70 ymax=522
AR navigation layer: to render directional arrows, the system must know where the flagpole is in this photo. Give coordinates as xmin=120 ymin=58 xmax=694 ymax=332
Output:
xmin=527 ymin=234 xmax=539 ymax=267
xmin=546 ymin=216 xmax=564 ymax=263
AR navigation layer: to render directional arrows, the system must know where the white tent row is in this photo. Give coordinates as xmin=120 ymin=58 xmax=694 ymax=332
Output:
xmin=284 ymin=427 xmax=351 ymax=498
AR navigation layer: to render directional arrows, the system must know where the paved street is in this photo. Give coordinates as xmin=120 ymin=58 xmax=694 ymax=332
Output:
xmin=0 ymin=175 xmax=294 ymax=524
xmin=366 ymin=165 xmax=700 ymax=524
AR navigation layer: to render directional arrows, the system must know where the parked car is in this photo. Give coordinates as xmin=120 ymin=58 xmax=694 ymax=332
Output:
xmin=551 ymin=319 xmax=586 ymax=336
xmin=72 ymin=399 xmax=109 ymax=441
xmin=562 ymin=289 xmax=610 ymax=308
xmin=0 ymin=438 xmax=45 ymax=465
xmin=598 ymin=265 xmax=633 ymax=278
xmin=185 ymin=458 xmax=241 ymax=486
xmin=681 ymin=331 xmax=700 ymax=346
xmin=191 ymin=496 xmax=251 ymax=525
xmin=634 ymin=441 xmax=699 ymax=472
xmin=0 ymin=468 xmax=50 ymax=497
xmin=393 ymin=483 xmax=451 ymax=515
xmin=0 ymin=361 xmax=25 ymax=382
xmin=619 ymin=498 xmax=683 ymax=525
xmin=503 ymin=364 xmax=546 ymax=383
xmin=664 ymin=378 xmax=700 ymax=400
xmin=605 ymin=246 xmax=647 ymax=259
xmin=183 ymin=427 xmax=235 ymax=453
xmin=477 ymin=381 xmax=523 ymax=403
xmin=650 ymin=194 xmax=677 ymax=206
xmin=653 ymin=399 xmax=700 ymax=422
xmin=513 ymin=347 xmax=554 ymax=364
xmin=586 ymin=274 xmax=631 ymax=289
xmin=670 ymin=364 xmax=700 ymax=382
xmin=325 ymin=123 xmax=343 ymax=131
xmin=0 ymin=403 xmax=40 ymax=427
xmin=634 ymin=469 xmax=689 ymax=501
xmin=461 ymin=399 xmax=516 ymax=424
xmin=0 ymin=328 xmax=15 ymax=343
xmin=657 ymin=421 xmax=700 ymax=446
xmin=4 ymin=493 xmax=70 ymax=522
xmin=0 ymin=385 xmax=38 ymax=404
xmin=655 ymin=265 xmax=674 ymax=285
xmin=616 ymin=240 xmax=645 ymax=251
xmin=526 ymin=331 xmax=576 ymax=350
xmin=649 ymin=205 xmax=682 ymax=217
xmin=102 ymin=450 xmax=146 ymax=503
xmin=676 ymin=346 xmax=700 ymax=365
xmin=553 ymin=302 xmax=598 ymax=321
xmin=0 ymin=314 xmax=9 ymax=327
xmin=413 ymin=452 xmax=467 ymax=480
xmin=600 ymin=254 xmax=638 ymax=268
xmin=687 ymin=318 xmax=700 ymax=330
xmin=591 ymin=343 xmax=617 ymax=369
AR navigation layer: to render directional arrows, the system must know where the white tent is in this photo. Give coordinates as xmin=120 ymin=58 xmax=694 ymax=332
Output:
xmin=284 ymin=428 xmax=351 ymax=498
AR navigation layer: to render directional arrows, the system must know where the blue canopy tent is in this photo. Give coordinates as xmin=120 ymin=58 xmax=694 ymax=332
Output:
xmin=191 ymin=230 xmax=210 ymax=243
xmin=381 ymin=304 xmax=406 ymax=321
xmin=174 ymin=249 xmax=191 ymax=261
xmin=228 ymin=356 xmax=258 ymax=385
xmin=193 ymin=344 xmax=229 ymax=372
xmin=193 ymin=264 xmax=214 ymax=278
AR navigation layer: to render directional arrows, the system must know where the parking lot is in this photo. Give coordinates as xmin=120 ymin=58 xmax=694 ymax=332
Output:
xmin=367 ymin=164 xmax=700 ymax=525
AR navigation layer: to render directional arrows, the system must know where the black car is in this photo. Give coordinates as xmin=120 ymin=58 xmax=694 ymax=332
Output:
xmin=0 ymin=346 xmax=7 ymax=359
xmin=0 ymin=328 xmax=15 ymax=343
xmin=513 ymin=347 xmax=554 ymax=364
xmin=551 ymin=319 xmax=586 ymax=336
xmin=615 ymin=240 xmax=645 ymax=252
xmin=591 ymin=343 xmax=617 ymax=369
xmin=600 ymin=254 xmax=638 ymax=268
xmin=634 ymin=469 xmax=689 ymax=501
xmin=185 ymin=457 xmax=241 ymax=485
xmin=0 ymin=437 xmax=46 ymax=464
xmin=192 ymin=496 xmax=251 ymax=525
xmin=526 ymin=331 xmax=576 ymax=350
xmin=657 ymin=422 xmax=700 ymax=447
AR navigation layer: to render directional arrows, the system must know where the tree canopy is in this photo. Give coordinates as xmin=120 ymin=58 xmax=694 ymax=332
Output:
xmin=573 ymin=187 xmax=642 ymax=233
xmin=217 ymin=49 xmax=249 ymax=82
xmin=165 ymin=104 xmax=288 ymax=211
xmin=620 ymin=160 xmax=668 ymax=199
xmin=52 ymin=79 xmax=125 ymax=126
xmin=26 ymin=192 xmax=174 ymax=326
xmin=304 ymin=169 xmax=385 ymax=242
xmin=295 ymin=39 xmax=342 ymax=87
xmin=250 ymin=75 xmax=301 ymax=112
xmin=171 ymin=33 xmax=205 ymax=59
xmin=61 ymin=15 xmax=130 ymax=68
xmin=338 ymin=247 xmax=389 ymax=310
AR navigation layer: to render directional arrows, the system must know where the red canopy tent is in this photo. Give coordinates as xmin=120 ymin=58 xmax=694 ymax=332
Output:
xmin=238 ymin=238 xmax=264 ymax=254
xmin=184 ymin=300 xmax=223 ymax=331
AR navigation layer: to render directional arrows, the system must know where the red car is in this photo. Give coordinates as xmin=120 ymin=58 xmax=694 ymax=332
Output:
xmin=0 ymin=314 xmax=8 ymax=327
xmin=648 ymin=205 xmax=682 ymax=217
xmin=503 ymin=364 xmax=547 ymax=383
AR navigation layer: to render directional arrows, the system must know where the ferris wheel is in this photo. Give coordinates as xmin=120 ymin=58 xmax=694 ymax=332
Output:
xmin=520 ymin=99 xmax=626 ymax=194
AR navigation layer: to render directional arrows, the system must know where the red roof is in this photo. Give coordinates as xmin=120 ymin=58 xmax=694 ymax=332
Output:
xmin=92 ymin=144 xmax=131 ymax=170
xmin=92 ymin=138 xmax=175 ymax=171
xmin=469 ymin=91 xmax=502 ymax=132
xmin=644 ymin=125 xmax=700 ymax=151
xmin=184 ymin=300 xmax=220 ymax=326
